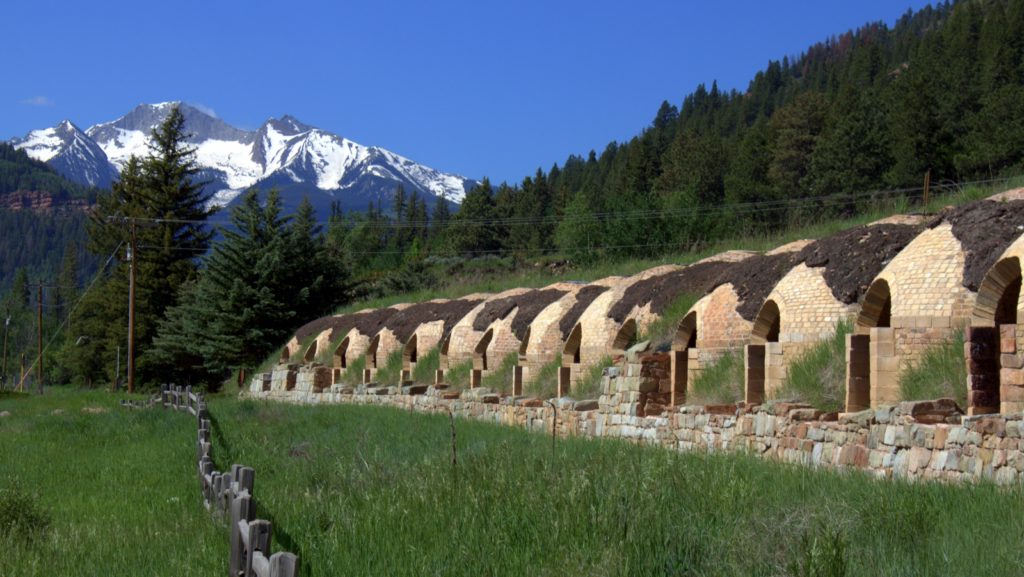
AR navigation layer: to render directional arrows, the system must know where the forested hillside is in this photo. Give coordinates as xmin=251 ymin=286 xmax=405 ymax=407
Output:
xmin=0 ymin=143 xmax=96 ymax=292
xmin=328 ymin=0 xmax=1024 ymax=275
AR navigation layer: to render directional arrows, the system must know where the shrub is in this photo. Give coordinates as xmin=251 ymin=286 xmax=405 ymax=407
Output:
xmin=778 ymin=321 xmax=851 ymax=412
xmin=899 ymin=330 xmax=967 ymax=407
xmin=688 ymin=350 xmax=745 ymax=405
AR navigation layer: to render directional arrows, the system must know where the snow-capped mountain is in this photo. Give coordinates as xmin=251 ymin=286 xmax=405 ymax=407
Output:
xmin=10 ymin=120 xmax=119 ymax=189
xmin=10 ymin=102 xmax=475 ymax=213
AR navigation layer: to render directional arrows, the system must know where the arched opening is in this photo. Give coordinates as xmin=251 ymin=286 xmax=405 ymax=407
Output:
xmin=279 ymin=346 xmax=291 ymax=363
xmin=560 ymin=323 xmax=583 ymax=396
xmin=847 ymin=279 xmax=893 ymax=412
xmin=363 ymin=335 xmax=380 ymax=384
xmin=436 ymin=335 xmax=452 ymax=385
xmin=671 ymin=312 xmax=698 ymax=406
xmin=401 ymin=335 xmax=418 ymax=383
xmin=969 ymin=257 xmax=1022 ymax=414
xmin=332 ymin=337 xmax=350 ymax=384
xmin=471 ymin=328 xmax=494 ymax=388
xmin=746 ymin=300 xmax=781 ymax=404
xmin=303 ymin=340 xmax=318 ymax=363
xmin=612 ymin=318 xmax=638 ymax=352
xmin=514 ymin=328 xmax=531 ymax=395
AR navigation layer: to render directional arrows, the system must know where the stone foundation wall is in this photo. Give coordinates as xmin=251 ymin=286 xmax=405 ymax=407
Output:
xmin=250 ymin=352 xmax=1024 ymax=485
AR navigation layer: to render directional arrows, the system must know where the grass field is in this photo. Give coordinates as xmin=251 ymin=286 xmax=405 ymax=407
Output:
xmin=4 ymin=389 xmax=1024 ymax=576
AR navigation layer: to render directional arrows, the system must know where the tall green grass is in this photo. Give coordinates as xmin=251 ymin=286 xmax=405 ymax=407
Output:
xmin=899 ymin=330 xmax=968 ymax=407
xmin=689 ymin=350 xmax=745 ymax=405
xmin=0 ymin=389 xmax=224 ymax=576
xmin=411 ymin=347 xmax=441 ymax=385
xmin=203 ymin=398 xmax=1024 ymax=577
xmin=480 ymin=353 xmax=518 ymax=394
xmin=373 ymin=349 xmax=404 ymax=385
xmin=445 ymin=360 xmax=473 ymax=390
xmin=340 ymin=355 xmax=366 ymax=386
xmin=525 ymin=358 xmax=561 ymax=399
xmin=574 ymin=356 xmax=612 ymax=399
xmin=778 ymin=321 xmax=851 ymax=412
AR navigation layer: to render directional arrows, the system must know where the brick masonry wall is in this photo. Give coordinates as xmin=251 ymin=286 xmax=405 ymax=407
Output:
xmin=757 ymin=263 xmax=858 ymax=397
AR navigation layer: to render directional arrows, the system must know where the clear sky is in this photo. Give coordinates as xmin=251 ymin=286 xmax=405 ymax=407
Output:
xmin=3 ymin=0 xmax=935 ymax=184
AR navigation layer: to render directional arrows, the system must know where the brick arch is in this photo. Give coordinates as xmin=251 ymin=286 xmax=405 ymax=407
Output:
xmin=857 ymin=279 xmax=892 ymax=330
xmin=612 ymin=318 xmax=638 ymax=352
xmin=559 ymin=323 xmax=583 ymax=396
xmin=518 ymin=327 xmax=531 ymax=356
xmin=303 ymin=340 xmax=318 ymax=363
xmin=669 ymin=311 xmax=698 ymax=406
xmin=673 ymin=311 xmax=698 ymax=351
xmin=474 ymin=328 xmax=494 ymax=370
xmin=973 ymin=257 xmax=1021 ymax=327
xmin=751 ymin=300 xmax=781 ymax=344
xmin=967 ymin=256 xmax=1023 ymax=414
xmin=333 ymin=337 xmax=350 ymax=370
xmin=403 ymin=334 xmax=418 ymax=366
xmin=279 ymin=345 xmax=291 ymax=363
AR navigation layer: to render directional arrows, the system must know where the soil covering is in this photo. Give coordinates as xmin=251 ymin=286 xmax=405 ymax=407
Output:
xmin=559 ymin=285 xmax=611 ymax=339
xmin=608 ymin=261 xmax=736 ymax=323
xmin=712 ymin=252 xmax=805 ymax=322
xmin=798 ymin=223 xmax=923 ymax=304
xmin=294 ymin=307 xmax=406 ymax=343
xmin=471 ymin=288 xmax=569 ymax=339
xmin=383 ymin=299 xmax=485 ymax=343
xmin=940 ymin=199 xmax=1024 ymax=291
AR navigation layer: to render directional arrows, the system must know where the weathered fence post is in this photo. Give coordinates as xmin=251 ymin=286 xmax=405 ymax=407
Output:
xmin=243 ymin=519 xmax=272 ymax=577
xmin=269 ymin=552 xmax=299 ymax=577
xmin=230 ymin=490 xmax=255 ymax=577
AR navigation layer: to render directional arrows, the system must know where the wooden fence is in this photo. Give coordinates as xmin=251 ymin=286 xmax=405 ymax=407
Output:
xmin=162 ymin=385 xmax=299 ymax=577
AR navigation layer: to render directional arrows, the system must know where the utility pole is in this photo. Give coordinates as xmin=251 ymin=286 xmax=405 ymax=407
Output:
xmin=2 ymin=307 xmax=9 ymax=388
xmin=127 ymin=221 xmax=137 ymax=394
xmin=36 ymin=283 xmax=43 ymax=394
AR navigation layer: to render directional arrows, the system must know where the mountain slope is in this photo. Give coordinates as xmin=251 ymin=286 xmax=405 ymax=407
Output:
xmin=11 ymin=102 xmax=475 ymax=214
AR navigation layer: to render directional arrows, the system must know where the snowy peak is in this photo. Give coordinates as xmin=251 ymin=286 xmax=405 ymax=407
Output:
xmin=11 ymin=120 xmax=118 ymax=188
xmin=10 ymin=102 xmax=475 ymax=212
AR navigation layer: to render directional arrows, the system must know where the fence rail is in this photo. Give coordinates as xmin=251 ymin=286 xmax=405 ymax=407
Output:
xmin=162 ymin=384 xmax=298 ymax=577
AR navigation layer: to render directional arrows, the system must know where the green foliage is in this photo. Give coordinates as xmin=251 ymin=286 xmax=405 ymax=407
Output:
xmin=0 ymin=479 xmax=51 ymax=544
xmin=789 ymin=525 xmax=850 ymax=577
xmin=340 ymin=355 xmax=367 ymax=386
xmin=574 ymin=356 xmax=612 ymax=399
xmin=411 ymin=347 xmax=441 ymax=385
xmin=150 ymin=187 xmax=351 ymax=389
xmin=525 ymin=357 xmax=561 ymax=399
xmin=778 ymin=322 xmax=852 ymax=413
xmin=899 ymin=330 xmax=967 ymax=407
xmin=689 ymin=350 xmax=745 ymax=405
xmin=480 ymin=353 xmax=518 ymax=394
xmin=0 ymin=142 xmax=95 ymax=201
xmin=641 ymin=292 xmax=700 ymax=351
xmin=445 ymin=360 xmax=473 ymax=391
xmin=374 ymin=349 xmax=404 ymax=385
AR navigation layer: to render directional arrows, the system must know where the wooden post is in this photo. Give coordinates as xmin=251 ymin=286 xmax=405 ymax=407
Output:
xmin=923 ymin=169 xmax=931 ymax=207
xmin=18 ymin=352 xmax=25 ymax=392
xmin=2 ymin=307 xmax=9 ymax=388
xmin=269 ymin=552 xmax=299 ymax=577
xmin=230 ymin=491 xmax=255 ymax=577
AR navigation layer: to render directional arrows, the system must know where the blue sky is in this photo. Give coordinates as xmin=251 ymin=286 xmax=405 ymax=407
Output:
xmin=3 ymin=0 xmax=934 ymax=184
